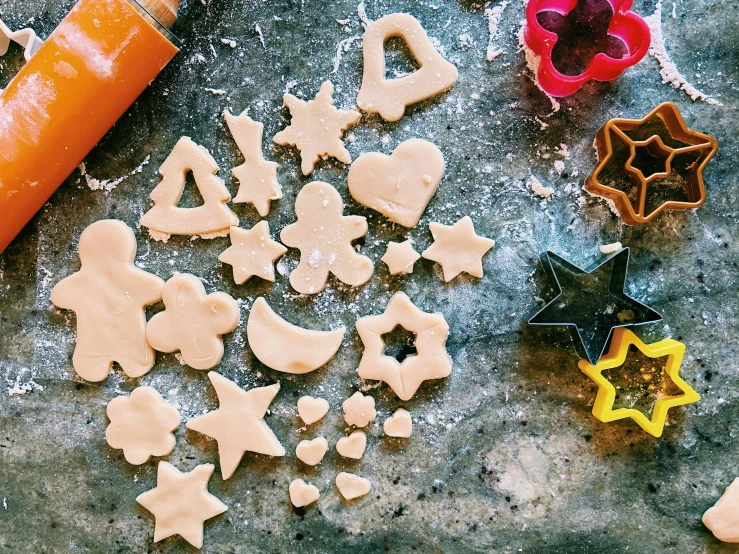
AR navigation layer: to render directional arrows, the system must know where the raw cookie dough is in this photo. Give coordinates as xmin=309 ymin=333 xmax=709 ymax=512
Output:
xmin=381 ymin=240 xmax=421 ymax=275
xmin=247 ymin=297 xmax=345 ymax=373
xmin=105 ymin=386 xmax=181 ymax=465
xmin=703 ymin=478 xmax=739 ymax=542
xmin=356 ymin=13 xmax=458 ymax=122
xmin=356 ymin=292 xmax=452 ymax=400
xmin=336 ymin=430 xmax=366 ymax=459
xmin=50 ymin=220 xmax=164 ymax=382
xmin=296 ymin=437 xmax=329 ymax=466
xmin=289 ymin=479 xmax=320 ymax=507
xmin=342 ymin=392 xmax=376 ymax=427
xmin=225 ymin=110 xmax=282 ymax=217
xmin=336 ymin=472 xmax=371 ymax=500
xmin=136 ymin=462 xmax=227 ymax=549
xmin=186 ymin=372 xmax=285 ymax=479
xmin=297 ymin=396 xmax=330 ymax=425
xmin=218 ymin=222 xmax=287 ymax=284
xmin=348 ymin=139 xmax=445 ymax=227
xmin=273 ymin=81 xmax=361 ymax=175
xmin=422 ymin=216 xmax=496 ymax=281
xmin=383 ymin=408 xmax=412 ymax=438
xmin=146 ymin=274 xmax=240 ymax=370
xmin=280 ymin=181 xmax=374 ymax=294
xmin=140 ymin=137 xmax=238 ymax=240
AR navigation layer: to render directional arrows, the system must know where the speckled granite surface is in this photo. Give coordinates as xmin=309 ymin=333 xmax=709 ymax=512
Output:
xmin=1 ymin=0 xmax=738 ymax=552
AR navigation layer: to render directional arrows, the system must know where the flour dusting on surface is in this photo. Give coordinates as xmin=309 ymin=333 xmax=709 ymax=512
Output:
xmin=485 ymin=1 xmax=510 ymax=61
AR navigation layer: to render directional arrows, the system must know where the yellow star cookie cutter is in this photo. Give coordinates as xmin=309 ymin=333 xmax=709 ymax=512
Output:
xmin=577 ymin=328 xmax=699 ymax=437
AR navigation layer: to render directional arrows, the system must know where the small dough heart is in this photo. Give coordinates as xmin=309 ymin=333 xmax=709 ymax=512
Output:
xmin=297 ymin=396 xmax=330 ymax=425
xmin=336 ymin=472 xmax=371 ymax=500
xmin=289 ymin=478 xmax=320 ymax=507
xmin=336 ymin=430 xmax=366 ymax=459
xmin=383 ymin=408 xmax=412 ymax=438
xmin=296 ymin=437 xmax=328 ymax=466
xmin=348 ymin=138 xmax=445 ymax=228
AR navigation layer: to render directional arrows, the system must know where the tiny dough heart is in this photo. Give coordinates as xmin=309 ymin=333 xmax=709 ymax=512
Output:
xmin=348 ymin=138 xmax=445 ymax=228
xmin=289 ymin=478 xmax=320 ymax=507
xmin=296 ymin=437 xmax=328 ymax=466
xmin=297 ymin=396 xmax=329 ymax=425
xmin=336 ymin=430 xmax=366 ymax=459
xmin=383 ymin=408 xmax=412 ymax=438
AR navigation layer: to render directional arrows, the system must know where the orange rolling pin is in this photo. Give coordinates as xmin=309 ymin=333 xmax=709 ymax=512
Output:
xmin=0 ymin=0 xmax=181 ymax=253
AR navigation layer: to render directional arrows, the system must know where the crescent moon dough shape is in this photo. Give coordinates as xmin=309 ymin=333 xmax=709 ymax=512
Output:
xmin=247 ymin=297 xmax=345 ymax=374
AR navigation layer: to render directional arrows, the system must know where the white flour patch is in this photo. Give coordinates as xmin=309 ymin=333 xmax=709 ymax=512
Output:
xmin=485 ymin=1 xmax=510 ymax=61
xmin=517 ymin=23 xmax=561 ymax=114
xmin=332 ymin=36 xmax=362 ymax=73
xmin=600 ymin=242 xmax=623 ymax=254
xmin=204 ymin=87 xmax=227 ymax=95
xmin=78 ymin=155 xmax=150 ymax=192
xmin=255 ymin=24 xmax=266 ymax=48
xmin=529 ymin=175 xmax=554 ymax=199
xmin=357 ymin=1 xmax=371 ymax=28
xmin=7 ymin=373 xmax=44 ymax=396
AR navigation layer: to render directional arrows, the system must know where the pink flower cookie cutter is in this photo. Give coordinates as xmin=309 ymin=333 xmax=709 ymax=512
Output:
xmin=524 ymin=0 xmax=650 ymax=97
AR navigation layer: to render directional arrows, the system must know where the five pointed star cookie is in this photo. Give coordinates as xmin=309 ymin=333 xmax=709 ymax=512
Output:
xmin=218 ymin=222 xmax=287 ymax=284
xmin=421 ymin=216 xmax=495 ymax=281
xmin=136 ymin=462 xmax=227 ymax=548
xmin=381 ymin=240 xmax=421 ymax=275
xmin=186 ymin=372 xmax=285 ymax=479
xmin=578 ymin=328 xmax=700 ymax=437
xmin=273 ymin=80 xmax=361 ymax=175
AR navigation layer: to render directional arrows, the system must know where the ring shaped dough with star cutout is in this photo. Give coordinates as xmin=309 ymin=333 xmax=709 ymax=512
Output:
xmin=247 ymin=297 xmax=345 ymax=373
xmin=355 ymin=292 xmax=452 ymax=400
xmin=146 ymin=274 xmax=240 ymax=370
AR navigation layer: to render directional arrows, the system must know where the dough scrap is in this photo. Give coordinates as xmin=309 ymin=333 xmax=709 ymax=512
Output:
xmin=289 ymin=479 xmax=320 ymax=507
xmin=273 ymin=81 xmax=361 ymax=175
xmin=356 ymin=13 xmax=458 ymax=122
xmin=218 ymin=222 xmax=287 ymax=284
xmin=140 ymin=137 xmax=238 ymax=238
xmin=383 ymin=408 xmax=412 ymax=438
xmin=348 ymin=139 xmax=445 ymax=227
xmin=106 ymin=386 xmax=181 ymax=465
xmin=342 ymin=392 xmax=376 ymax=428
xmin=336 ymin=430 xmax=366 ymax=459
xmin=381 ymin=240 xmax=421 ymax=275
xmin=703 ymin=478 xmax=739 ymax=542
xmin=356 ymin=292 xmax=452 ymax=400
xmin=225 ymin=111 xmax=282 ymax=217
xmin=186 ymin=372 xmax=285 ymax=480
xmin=50 ymin=220 xmax=164 ymax=382
xmin=297 ymin=396 xmax=330 ymax=425
xmin=136 ymin=462 xmax=227 ymax=549
xmin=422 ymin=216 xmax=495 ymax=281
xmin=280 ymin=181 xmax=374 ymax=294
xmin=146 ymin=274 xmax=240 ymax=370
xmin=336 ymin=472 xmax=371 ymax=500
xmin=296 ymin=437 xmax=328 ymax=466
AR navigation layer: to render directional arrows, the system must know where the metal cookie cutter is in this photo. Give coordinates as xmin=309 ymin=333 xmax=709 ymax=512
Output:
xmin=528 ymin=247 xmax=662 ymax=365
xmin=585 ymin=102 xmax=718 ymax=225
xmin=0 ymin=19 xmax=43 ymax=62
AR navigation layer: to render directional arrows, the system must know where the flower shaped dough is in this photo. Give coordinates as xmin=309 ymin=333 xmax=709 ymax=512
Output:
xmin=146 ymin=274 xmax=241 ymax=370
xmin=106 ymin=386 xmax=181 ymax=465
xmin=342 ymin=392 xmax=376 ymax=427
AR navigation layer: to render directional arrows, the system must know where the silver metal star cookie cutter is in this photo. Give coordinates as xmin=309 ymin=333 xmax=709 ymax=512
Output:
xmin=0 ymin=18 xmax=43 ymax=62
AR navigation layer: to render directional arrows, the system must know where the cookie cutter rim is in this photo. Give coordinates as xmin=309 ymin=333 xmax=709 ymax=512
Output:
xmin=0 ymin=18 xmax=43 ymax=62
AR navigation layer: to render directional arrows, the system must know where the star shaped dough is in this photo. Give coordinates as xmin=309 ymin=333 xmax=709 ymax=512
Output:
xmin=421 ymin=216 xmax=495 ymax=281
xmin=136 ymin=462 xmax=227 ymax=549
xmin=381 ymin=240 xmax=421 ymax=275
xmin=186 ymin=372 xmax=285 ymax=479
xmin=218 ymin=222 xmax=287 ymax=284
xmin=273 ymin=80 xmax=361 ymax=175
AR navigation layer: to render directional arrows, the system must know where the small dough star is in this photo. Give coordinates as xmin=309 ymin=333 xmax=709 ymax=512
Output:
xmin=273 ymin=80 xmax=361 ymax=175
xmin=186 ymin=372 xmax=285 ymax=479
xmin=421 ymin=216 xmax=495 ymax=281
xmin=218 ymin=222 xmax=287 ymax=284
xmin=381 ymin=240 xmax=421 ymax=275
xmin=136 ymin=461 xmax=227 ymax=549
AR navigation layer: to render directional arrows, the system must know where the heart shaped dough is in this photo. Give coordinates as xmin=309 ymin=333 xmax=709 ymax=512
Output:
xmin=297 ymin=396 xmax=330 ymax=425
xmin=289 ymin=478 xmax=320 ymax=507
xmin=348 ymin=138 xmax=445 ymax=228
xmin=296 ymin=437 xmax=329 ymax=466
xmin=336 ymin=430 xmax=366 ymax=459
xmin=336 ymin=472 xmax=371 ymax=500
xmin=383 ymin=408 xmax=412 ymax=438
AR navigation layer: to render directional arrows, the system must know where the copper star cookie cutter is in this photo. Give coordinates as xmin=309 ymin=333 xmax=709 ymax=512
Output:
xmin=585 ymin=102 xmax=718 ymax=225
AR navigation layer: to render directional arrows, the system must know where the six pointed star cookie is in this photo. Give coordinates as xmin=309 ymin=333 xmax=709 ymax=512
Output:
xmin=421 ymin=216 xmax=495 ymax=281
xmin=186 ymin=372 xmax=285 ymax=479
xmin=273 ymin=80 xmax=361 ymax=175
xmin=381 ymin=240 xmax=421 ymax=275
xmin=218 ymin=222 xmax=287 ymax=284
xmin=136 ymin=462 xmax=227 ymax=549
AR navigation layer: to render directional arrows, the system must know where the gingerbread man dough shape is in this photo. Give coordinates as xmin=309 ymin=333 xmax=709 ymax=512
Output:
xmin=51 ymin=220 xmax=164 ymax=382
xmin=280 ymin=181 xmax=374 ymax=294
xmin=140 ymin=137 xmax=238 ymax=240
xmin=146 ymin=274 xmax=240 ymax=370
xmin=357 ymin=13 xmax=458 ymax=122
